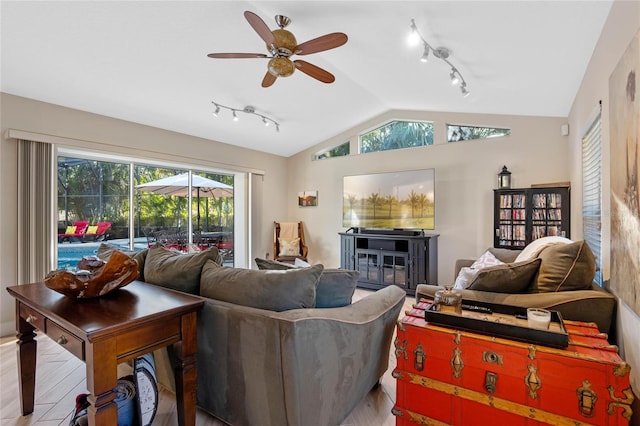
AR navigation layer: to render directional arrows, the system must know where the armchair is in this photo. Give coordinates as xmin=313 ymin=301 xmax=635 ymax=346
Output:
xmin=273 ymin=221 xmax=308 ymax=263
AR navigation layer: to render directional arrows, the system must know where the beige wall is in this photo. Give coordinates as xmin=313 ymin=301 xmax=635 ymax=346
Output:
xmin=287 ymin=110 xmax=569 ymax=280
xmin=0 ymin=93 xmax=289 ymax=335
xmin=567 ymin=0 xmax=640 ymax=398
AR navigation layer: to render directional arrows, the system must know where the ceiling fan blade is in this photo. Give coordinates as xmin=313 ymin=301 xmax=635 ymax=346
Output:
xmin=207 ymin=53 xmax=269 ymax=59
xmin=294 ymin=60 xmax=335 ymax=83
xmin=262 ymin=71 xmax=277 ymax=88
xmin=244 ymin=11 xmax=279 ymax=48
xmin=295 ymin=33 xmax=348 ymax=55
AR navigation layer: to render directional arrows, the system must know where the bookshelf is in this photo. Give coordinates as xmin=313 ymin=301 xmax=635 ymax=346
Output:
xmin=494 ymin=186 xmax=570 ymax=249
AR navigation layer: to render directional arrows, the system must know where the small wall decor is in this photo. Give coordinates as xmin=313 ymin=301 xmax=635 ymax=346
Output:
xmin=609 ymin=29 xmax=640 ymax=317
xmin=298 ymin=190 xmax=318 ymax=207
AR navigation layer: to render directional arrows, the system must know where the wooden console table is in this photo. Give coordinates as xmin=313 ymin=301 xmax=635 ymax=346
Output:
xmin=7 ymin=280 xmax=204 ymax=426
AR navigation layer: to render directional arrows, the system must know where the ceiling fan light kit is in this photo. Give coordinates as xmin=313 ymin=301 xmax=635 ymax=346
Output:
xmin=409 ymin=19 xmax=470 ymax=97
xmin=207 ymin=11 xmax=348 ymax=87
xmin=211 ymin=101 xmax=280 ymax=132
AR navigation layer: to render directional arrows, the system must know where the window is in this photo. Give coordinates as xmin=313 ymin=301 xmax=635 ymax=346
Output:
xmin=57 ymin=154 xmax=235 ymax=269
xmin=359 ymin=120 xmax=433 ymax=154
xmin=447 ymin=124 xmax=511 ymax=142
xmin=582 ymin=113 xmax=602 ymax=286
xmin=313 ymin=141 xmax=350 ymax=160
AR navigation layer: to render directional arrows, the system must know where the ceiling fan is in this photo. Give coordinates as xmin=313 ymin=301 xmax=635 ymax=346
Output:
xmin=207 ymin=11 xmax=348 ymax=87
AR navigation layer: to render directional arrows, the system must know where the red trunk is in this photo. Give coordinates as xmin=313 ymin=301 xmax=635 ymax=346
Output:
xmin=393 ymin=302 xmax=634 ymax=425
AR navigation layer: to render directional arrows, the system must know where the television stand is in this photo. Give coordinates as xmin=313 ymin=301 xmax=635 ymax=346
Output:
xmin=339 ymin=230 xmax=438 ymax=295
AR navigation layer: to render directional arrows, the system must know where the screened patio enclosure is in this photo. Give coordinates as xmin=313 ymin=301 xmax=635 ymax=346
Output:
xmin=57 ymin=156 xmax=235 ymax=269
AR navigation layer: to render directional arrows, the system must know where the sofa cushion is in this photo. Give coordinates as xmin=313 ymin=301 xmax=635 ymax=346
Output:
xmin=97 ymin=243 xmax=148 ymax=281
xmin=200 ymin=262 xmax=324 ymax=311
xmin=254 ymin=257 xmax=295 ymax=270
xmin=255 ymin=258 xmax=358 ymax=307
xmin=467 ymin=258 xmax=541 ymax=293
xmin=278 ymin=237 xmax=301 ymax=256
xmin=514 ymin=236 xmax=572 ymax=262
xmin=143 ymin=244 xmax=223 ymax=294
xmin=453 ymin=250 xmax=504 ymax=289
xmin=532 ymin=240 xmax=596 ymax=293
xmin=314 ymin=269 xmax=359 ymax=308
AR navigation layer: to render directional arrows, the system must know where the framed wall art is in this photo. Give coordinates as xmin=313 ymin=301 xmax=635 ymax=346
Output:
xmin=609 ymin=30 xmax=640 ymax=317
xmin=298 ymin=190 xmax=318 ymax=207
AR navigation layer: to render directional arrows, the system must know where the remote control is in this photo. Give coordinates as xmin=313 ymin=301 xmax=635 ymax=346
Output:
xmin=461 ymin=304 xmax=493 ymax=314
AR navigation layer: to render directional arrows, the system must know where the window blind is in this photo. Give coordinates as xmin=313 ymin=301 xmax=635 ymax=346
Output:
xmin=582 ymin=113 xmax=602 ymax=286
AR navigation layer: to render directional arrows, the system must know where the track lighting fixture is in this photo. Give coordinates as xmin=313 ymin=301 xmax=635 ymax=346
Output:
xmin=409 ymin=18 xmax=470 ymax=97
xmin=211 ymin=101 xmax=280 ymax=131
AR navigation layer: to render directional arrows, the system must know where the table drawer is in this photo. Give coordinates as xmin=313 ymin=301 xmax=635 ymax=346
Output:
xmin=46 ymin=320 xmax=85 ymax=360
xmin=19 ymin=303 xmax=45 ymax=331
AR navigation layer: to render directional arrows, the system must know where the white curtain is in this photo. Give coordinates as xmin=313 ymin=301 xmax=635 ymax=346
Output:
xmin=17 ymin=139 xmax=53 ymax=284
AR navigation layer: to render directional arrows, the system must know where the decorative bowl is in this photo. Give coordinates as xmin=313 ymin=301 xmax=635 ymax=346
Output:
xmin=45 ymin=250 xmax=138 ymax=298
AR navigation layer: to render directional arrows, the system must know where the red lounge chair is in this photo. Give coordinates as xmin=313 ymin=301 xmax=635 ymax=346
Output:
xmin=58 ymin=221 xmax=90 ymax=243
xmin=83 ymin=221 xmax=112 ymax=242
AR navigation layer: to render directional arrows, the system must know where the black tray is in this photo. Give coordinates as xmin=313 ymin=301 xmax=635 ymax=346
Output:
xmin=424 ymin=300 xmax=569 ymax=348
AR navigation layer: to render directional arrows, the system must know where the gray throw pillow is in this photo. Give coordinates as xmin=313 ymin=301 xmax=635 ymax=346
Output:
xmin=533 ymin=240 xmax=596 ymax=293
xmin=97 ymin=243 xmax=148 ymax=281
xmin=254 ymin=257 xmax=296 ymax=270
xmin=200 ymin=262 xmax=324 ymax=311
xmin=467 ymin=258 xmax=541 ymax=293
xmin=144 ymin=245 xmax=223 ymax=294
xmin=315 ymin=269 xmax=359 ymax=308
xmin=255 ymin=258 xmax=357 ymax=307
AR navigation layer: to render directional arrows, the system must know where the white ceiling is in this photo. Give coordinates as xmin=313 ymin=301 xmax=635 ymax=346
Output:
xmin=1 ymin=1 xmax=612 ymax=157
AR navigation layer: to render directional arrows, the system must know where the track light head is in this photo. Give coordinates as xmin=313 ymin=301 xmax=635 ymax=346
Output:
xmin=213 ymin=104 xmax=220 ymax=117
xmin=450 ymin=69 xmax=460 ymax=86
xmin=232 ymin=110 xmax=238 ymax=121
xmin=420 ymin=45 xmax=430 ymax=63
xmin=408 ymin=19 xmax=421 ymax=46
xmin=460 ymin=83 xmax=470 ymax=97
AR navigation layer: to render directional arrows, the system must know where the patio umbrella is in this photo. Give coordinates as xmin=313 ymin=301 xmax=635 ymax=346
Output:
xmin=136 ymin=173 xmax=233 ymax=229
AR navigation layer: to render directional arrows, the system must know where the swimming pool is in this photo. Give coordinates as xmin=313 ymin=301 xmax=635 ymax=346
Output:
xmin=57 ymin=239 xmax=147 ymax=269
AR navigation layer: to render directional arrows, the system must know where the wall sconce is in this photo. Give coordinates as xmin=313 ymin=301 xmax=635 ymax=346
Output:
xmin=498 ymin=166 xmax=512 ymax=189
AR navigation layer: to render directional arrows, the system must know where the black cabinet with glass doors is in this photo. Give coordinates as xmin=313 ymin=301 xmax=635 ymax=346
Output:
xmin=339 ymin=229 xmax=438 ymax=295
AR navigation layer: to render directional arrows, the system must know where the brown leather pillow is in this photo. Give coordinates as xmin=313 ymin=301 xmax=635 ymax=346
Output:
xmin=467 ymin=258 xmax=541 ymax=293
xmin=532 ymin=240 xmax=596 ymax=293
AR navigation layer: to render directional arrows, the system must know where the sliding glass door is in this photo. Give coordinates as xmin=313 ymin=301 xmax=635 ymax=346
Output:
xmin=57 ymin=154 xmax=235 ymax=269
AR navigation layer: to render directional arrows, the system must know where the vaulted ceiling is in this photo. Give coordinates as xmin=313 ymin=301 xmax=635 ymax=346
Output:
xmin=1 ymin=1 xmax=612 ymax=157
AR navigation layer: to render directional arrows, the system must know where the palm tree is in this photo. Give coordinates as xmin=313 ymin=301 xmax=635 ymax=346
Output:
xmin=368 ymin=192 xmax=381 ymax=219
xmin=384 ymin=195 xmax=396 ymax=218
xmin=408 ymin=190 xmax=420 ymax=218
xmin=418 ymin=193 xmax=429 ymax=217
xmin=360 ymin=121 xmax=434 ymax=153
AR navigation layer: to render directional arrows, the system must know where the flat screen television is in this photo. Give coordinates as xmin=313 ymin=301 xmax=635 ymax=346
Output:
xmin=343 ymin=169 xmax=435 ymax=229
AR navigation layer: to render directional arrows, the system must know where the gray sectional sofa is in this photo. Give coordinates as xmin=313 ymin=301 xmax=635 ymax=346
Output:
xmin=98 ymin=244 xmax=406 ymax=426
